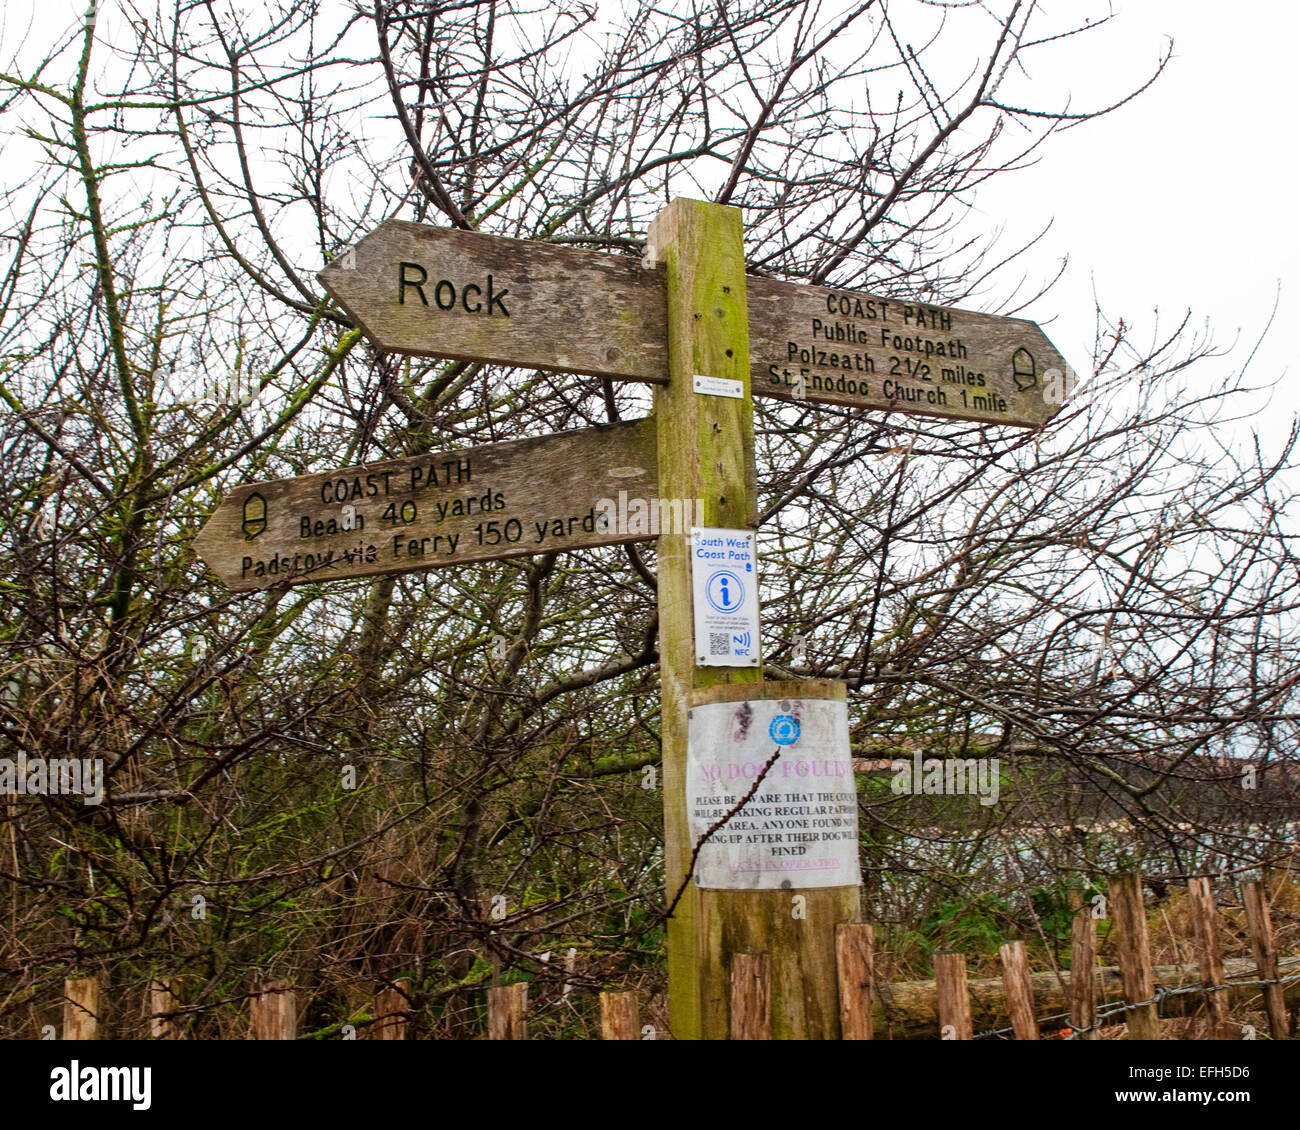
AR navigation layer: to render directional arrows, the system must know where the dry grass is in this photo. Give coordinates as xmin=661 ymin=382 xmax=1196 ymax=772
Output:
xmin=1143 ymin=873 xmax=1299 ymax=1040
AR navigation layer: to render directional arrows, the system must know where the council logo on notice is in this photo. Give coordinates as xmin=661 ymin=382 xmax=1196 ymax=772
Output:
xmin=769 ymin=714 xmax=800 ymax=746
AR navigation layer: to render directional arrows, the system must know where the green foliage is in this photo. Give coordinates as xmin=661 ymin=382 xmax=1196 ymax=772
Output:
xmin=919 ymin=893 xmax=1015 ymax=959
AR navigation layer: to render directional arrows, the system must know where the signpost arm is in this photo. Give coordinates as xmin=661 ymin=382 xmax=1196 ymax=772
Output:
xmin=649 ymin=199 xmax=859 ymax=1040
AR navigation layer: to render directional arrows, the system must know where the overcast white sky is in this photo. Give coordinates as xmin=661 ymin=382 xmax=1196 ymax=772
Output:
xmin=974 ymin=1 xmax=1298 ymax=441
xmin=9 ymin=0 xmax=1296 ymax=450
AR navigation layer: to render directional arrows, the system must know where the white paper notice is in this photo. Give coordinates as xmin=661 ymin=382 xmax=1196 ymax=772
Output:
xmin=691 ymin=527 xmax=760 ymax=666
xmin=687 ymin=697 xmax=861 ymax=890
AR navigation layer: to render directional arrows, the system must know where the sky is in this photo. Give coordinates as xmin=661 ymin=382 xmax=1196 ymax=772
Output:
xmin=7 ymin=0 xmax=1296 ymax=451
xmin=972 ymin=1 xmax=1299 ymax=444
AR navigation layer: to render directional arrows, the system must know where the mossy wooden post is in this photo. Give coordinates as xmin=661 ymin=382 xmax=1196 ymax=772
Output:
xmin=648 ymin=200 xmax=858 ymax=1040
xmin=648 ymin=198 xmax=757 ymax=1040
xmin=599 ymin=990 xmax=640 ymax=1040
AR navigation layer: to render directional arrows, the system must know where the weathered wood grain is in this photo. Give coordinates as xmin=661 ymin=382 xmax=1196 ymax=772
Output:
xmin=249 ymin=981 xmax=296 ymax=1040
xmin=1070 ymin=912 xmax=1099 ymax=1039
xmin=836 ymin=922 xmax=875 ymax=1040
xmin=318 ymin=220 xmax=669 ymax=381
xmin=998 ymin=940 xmax=1039 ymax=1039
xmin=487 ymin=983 xmax=527 ymax=1040
xmin=934 ymin=952 xmax=973 ymax=1039
xmin=729 ymin=954 xmax=771 ymax=1040
xmin=1241 ymin=879 xmax=1291 ymax=1040
xmin=148 ymin=978 xmax=182 ymax=1040
xmin=1186 ymin=877 xmax=1230 ymax=1037
xmin=747 ymin=275 xmax=1075 ymax=427
xmin=1110 ymin=872 xmax=1161 ymax=1039
xmin=63 ymin=975 xmax=100 ymax=1040
xmin=372 ymin=979 xmax=410 ymax=1041
xmin=193 ymin=417 xmax=659 ymax=591
xmin=599 ymin=990 xmax=640 ymax=1040
xmin=319 ymin=221 xmax=1074 ymax=427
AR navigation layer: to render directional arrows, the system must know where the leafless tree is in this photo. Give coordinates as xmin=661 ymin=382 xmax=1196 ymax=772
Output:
xmin=0 ymin=0 xmax=1292 ymax=1037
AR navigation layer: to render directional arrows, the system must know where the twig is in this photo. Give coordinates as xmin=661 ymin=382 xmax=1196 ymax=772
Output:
xmin=662 ymin=746 xmax=782 ymax=921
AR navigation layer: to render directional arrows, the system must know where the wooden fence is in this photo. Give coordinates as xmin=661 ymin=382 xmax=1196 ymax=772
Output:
xmin=45 ymin=873 xmax=1297 ymax=1040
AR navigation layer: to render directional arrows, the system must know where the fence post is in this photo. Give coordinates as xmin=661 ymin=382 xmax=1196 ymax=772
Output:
xmin=730 ymin=954 xmax=771 ymax=1040
xmin=836 ymin=924 xmax=874 ymax=1040
xmin=63 ymin=976 xmax=100 ymax=1040
xmin=250 ymin=981 xmax=297 ymax=1040
xmin=1241 ymin=878 xmax=1291 ymax=1040
xmin=148 ymin=978 xmax=182 ymax=1040
xmin=998 ymin=941 xmax=1039 ymax=1040
xmin=1070 ymin=913 xmax=1098 ymax=1039
xmin=599 ymin=990 xmax=640 ymax=1040
xmin=487 ymin=982 xmax=528 ymax=1040
xmin=934 ymin=952 xmax=972 ymax=1040
xmin=373 ymin=979 xmax=411 ymax=1040
xmin=1186 ymin=877 xmax=1229 ymax=1038
xmin=1109 ymin=872 xmax=1160 ymax=1039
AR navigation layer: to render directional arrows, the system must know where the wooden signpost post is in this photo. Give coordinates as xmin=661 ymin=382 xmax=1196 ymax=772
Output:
xmin=196 ymin=202 xmax=1076 ymax=1039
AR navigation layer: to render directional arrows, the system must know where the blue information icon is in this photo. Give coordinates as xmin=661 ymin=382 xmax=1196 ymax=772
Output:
xmin=769 ymin=714 xmax=800 ymax=746
xmin=705 ymin=570 xmax=746 ymax=614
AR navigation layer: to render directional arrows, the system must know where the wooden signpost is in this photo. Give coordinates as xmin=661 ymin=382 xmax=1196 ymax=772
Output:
xmin=198 ymin=203 xmax=1078 ymax=1039
xmin=745 ymin=276 xmax=1072 ymax=427
xmin=317 ymin=220 xmax=668 ymax=383
xmin=192 ymin=418 xmax=657 ymax=591
xmin=319 ymin=219 xmax=1073 ymax=428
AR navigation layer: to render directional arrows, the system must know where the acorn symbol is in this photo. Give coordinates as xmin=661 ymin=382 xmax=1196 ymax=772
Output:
xmin=241 ymin=491 xmax=267 ymax=540
xmin=1012 ymin=348 xmax=1037 ymax=391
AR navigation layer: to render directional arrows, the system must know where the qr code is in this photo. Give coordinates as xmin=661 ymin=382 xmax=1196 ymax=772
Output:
xmin=709 ymin=632 xmax=731 ymax=656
